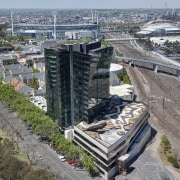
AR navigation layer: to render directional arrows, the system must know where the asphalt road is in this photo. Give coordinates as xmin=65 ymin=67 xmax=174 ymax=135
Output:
xmin=0 ymin=101 xmax=103 ymax=180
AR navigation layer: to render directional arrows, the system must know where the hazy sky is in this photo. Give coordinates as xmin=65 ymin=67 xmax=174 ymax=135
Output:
xmin=0 ymin=0 xmax=179 ymax=9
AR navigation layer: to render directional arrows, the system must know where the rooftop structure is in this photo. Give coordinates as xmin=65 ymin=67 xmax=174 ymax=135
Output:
xmin=137 ymin=20 xmax=180 ymax=36
xmin=30 ymin=96 xmax=47 ymax=111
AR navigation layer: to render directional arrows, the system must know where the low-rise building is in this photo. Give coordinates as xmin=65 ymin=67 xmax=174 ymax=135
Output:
xmin=74 ymin=96 xmax=151 ymax=180
xmin=0 ymin=54 xmax=18 ymax=65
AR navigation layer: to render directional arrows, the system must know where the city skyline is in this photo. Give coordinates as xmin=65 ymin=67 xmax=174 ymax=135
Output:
xmin=0 ymin=0 xmax=179 ymax=9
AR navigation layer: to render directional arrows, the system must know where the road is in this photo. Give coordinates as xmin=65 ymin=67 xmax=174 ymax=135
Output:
xmin=0 ymin=101 xmax=103 ymax=180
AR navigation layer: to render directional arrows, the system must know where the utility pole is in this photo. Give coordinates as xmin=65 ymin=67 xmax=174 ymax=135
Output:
xmin=52 ymin=11 xmax=57 ymax=40
xmin=162 ymin=96 xmax=166 ymax=120
xmin=11 ymin=11 xmax=14 ymax=36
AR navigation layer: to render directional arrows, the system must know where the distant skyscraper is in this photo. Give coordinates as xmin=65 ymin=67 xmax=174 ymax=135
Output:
xmin=45 ymin=41 xmax=113 ymax=129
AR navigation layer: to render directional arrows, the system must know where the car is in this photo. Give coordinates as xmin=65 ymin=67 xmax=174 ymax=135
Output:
xmin=50 ymin=144 xmax=57 ymax=150
xmin=58 ymin=155 xmax=64 ymax=159
xmin=61 ymin=158 xmax=66 ymax=162
xmin=75 ymin=167 xmax=85 ymax=171
xmin=38 ymin=135 xmax=49 ymax=141
xmin=56 ymin=151 xmax=63 ymax=155
xmin=26 ymin=127 xmax=31 ymax=130
xmin=68 ymin=159 xmax=75 ymax=164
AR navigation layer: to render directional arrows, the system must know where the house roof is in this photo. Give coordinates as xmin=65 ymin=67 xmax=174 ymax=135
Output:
xmin=2 ymin=75 xmax=12 ymax=84
xmin=10 ymin=77 xmax=20 ymax=85
xmin=20 ymin=73 xmax=33 ymax=80
xmin=35 ymin=62 xmax=45 ymax=69
xmin=10 ymin=67 xmax=33 ymax=75
xmin=18 ymin=85 xmax=32 ymax=95
xmin=34 ymin=72 xmax=45 ymax=81
xmin=15 ymin=82 xmax=25 ymax=91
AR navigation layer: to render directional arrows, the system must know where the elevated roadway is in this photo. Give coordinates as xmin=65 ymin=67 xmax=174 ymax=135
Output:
xmin=115 ymin=55 xmax=180 ymax=77
xmin=105 ymin=38 xmax=138 ymax=42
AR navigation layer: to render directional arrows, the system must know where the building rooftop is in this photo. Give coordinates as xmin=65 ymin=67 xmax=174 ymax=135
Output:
xmin=76 ymin=101 xmax=146 ymax=147
xmin=30 ymin=96 xmax=47 ymax=111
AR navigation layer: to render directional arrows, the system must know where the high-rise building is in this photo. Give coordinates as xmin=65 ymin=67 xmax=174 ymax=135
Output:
xmin=45 ymin=41 xmax=113 ymax=129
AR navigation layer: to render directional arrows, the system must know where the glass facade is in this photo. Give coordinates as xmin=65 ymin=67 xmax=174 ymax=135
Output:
xmin=45 ymin=42 xmax=113 ymax=129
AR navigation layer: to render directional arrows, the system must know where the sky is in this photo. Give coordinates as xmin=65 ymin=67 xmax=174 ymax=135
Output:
xmin=0 ymin=0 xmax=179 ymax=9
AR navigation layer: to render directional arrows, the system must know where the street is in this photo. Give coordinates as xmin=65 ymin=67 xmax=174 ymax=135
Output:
xmin=0 ymin=101 xmax=103 ymax=180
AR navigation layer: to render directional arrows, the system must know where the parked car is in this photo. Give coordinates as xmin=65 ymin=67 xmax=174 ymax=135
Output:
xmin=61 ymin=158 xmax=66 ymax=162
xmin=68 ymin=159 xmax=75 ymax=165
xmin=58 ymin=155 xmax=64 ymax=159
xmin=75 ymin=167 xmax=85 ymax=171
xmin=56 ymin=151 xmax=63 ymax=155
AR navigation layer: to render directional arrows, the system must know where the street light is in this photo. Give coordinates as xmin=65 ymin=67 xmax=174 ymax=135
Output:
xmin=11 ymin=11 xmax=14 ymax=36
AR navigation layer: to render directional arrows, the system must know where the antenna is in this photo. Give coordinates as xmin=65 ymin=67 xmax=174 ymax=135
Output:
xmin=52 ymin=11 xmax=57 ymax=40
xmin=91 ymin=10 xmax=94 ymax=23
xmin=96 ymin=12 xmax=98 ymax=38
xmin=95 ymin=9 xmax=97 ymax=22
xmin=11 ymin=11 xmax=14 ymax=36
xmin=165 ymin=0 xmax=167 ymax=9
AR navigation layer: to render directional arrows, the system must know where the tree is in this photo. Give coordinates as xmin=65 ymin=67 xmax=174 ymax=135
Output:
xmin=0 ymin=81 xmax=99 ymax=177
xmin=82 ymin=154 xmax=99 ymax=176
xmin=23 ymin=77 xmax=28 ymax=84
xmin=30 ymin=76 xmax=39 ymax=90
xmin=23 ymin=169 xmax=53 ymax=180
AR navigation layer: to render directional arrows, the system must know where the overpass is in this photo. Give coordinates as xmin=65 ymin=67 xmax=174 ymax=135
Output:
xmin=101 ymin=30 xmax=123 ymax=33
xmin=115 ymin=56 xmax=180 ymax=78
xmin=105 ymin=38 xmax=138 ymax=42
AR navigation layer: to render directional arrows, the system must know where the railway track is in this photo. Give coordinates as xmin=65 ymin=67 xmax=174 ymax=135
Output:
xmin=134 ymin=68 xmax=180 ymax=139
xmin=107 ymin=32 xmax=180 ymax=141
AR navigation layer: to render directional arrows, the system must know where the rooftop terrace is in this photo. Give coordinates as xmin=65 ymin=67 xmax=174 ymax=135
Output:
xmin=76 ymin=101 xmax=146 ymax=148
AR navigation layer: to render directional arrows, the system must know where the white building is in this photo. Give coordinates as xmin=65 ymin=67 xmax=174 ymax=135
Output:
xmin=65 ymin=30 xmax=97 ymax=40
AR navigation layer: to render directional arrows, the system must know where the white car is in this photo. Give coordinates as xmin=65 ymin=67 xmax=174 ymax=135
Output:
xmin=58 ymin=155 xmax=64 ymax=159
xmin=61 ymin=158 xmax=66 ymax=162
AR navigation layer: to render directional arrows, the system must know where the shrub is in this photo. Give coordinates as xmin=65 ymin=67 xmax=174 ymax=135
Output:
xmin=161 ymin=135 xmax=171 ymax=153
xmin=167 ymin=156 xmax=180 ymax=169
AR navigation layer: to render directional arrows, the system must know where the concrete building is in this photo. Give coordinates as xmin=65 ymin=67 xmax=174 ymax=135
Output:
xmin=12 ymin=23 xmax=99 ymax=39
xmin=74 ymin=96 xmax=151 ymax=180
xmin=65 ymin=30 xmax=97 ymax=40
xmin=0 ymin=54 xmax=18 ymax=65
xmin=137 ymin=20 xmax=180 ymax=37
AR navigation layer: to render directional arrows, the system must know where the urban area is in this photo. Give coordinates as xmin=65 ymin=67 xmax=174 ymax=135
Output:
xmin=0 ymin=5 xmax=180 ymax=180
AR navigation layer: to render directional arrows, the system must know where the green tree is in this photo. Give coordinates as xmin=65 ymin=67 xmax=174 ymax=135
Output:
xmin=23 ymin=169 xmax=53 ymax=180
xmin=23 ymin=77 xmax=28 ymax=84
xmin=30 ymin=76 xmax=39 ymax=90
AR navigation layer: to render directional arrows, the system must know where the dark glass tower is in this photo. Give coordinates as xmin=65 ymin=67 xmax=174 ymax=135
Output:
xmin=45 ymin=41 xmax=113 ymax=129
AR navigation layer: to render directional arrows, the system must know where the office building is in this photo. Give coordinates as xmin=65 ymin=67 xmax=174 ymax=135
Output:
xmin=45 ymin=41 xmax=113 ymax=129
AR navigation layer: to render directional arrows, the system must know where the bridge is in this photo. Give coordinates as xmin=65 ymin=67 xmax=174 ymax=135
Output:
xmin=101 ymin=30 xmax=123 ymax=33
xmin=105 ymin=38 xmax=138 ymax=42
xmin=115 ymin=56 xmax=180 ymax=78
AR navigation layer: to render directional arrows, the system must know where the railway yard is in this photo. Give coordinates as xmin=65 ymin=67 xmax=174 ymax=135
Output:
xmin=108 ymin=32 xmax=180 ymax=141
xmin=108 ymin=32 xmax=180 ymax=179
